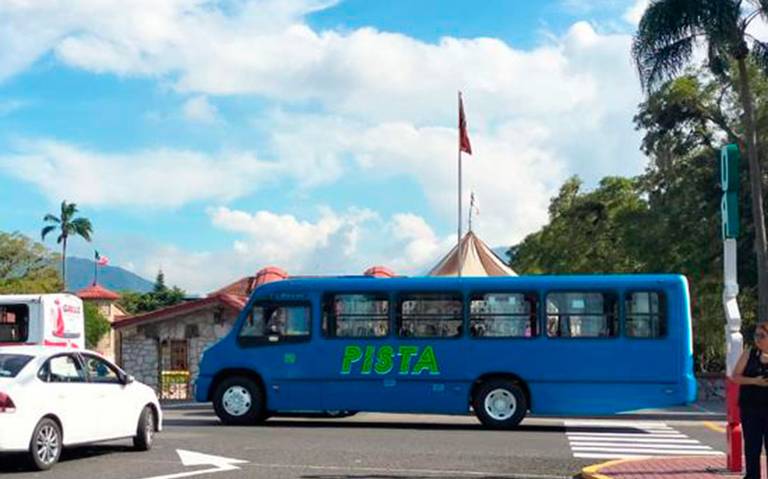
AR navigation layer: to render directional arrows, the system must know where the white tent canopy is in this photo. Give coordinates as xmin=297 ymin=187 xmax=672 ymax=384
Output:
xmin=428 ymin=231 xmax=517 ymax=277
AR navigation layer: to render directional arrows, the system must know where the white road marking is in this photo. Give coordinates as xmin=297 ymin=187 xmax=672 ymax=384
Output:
xmin=137 ymin=449 xmax=247 ymax=479
xmin=565 ymin=419 xmax=724 ymax=459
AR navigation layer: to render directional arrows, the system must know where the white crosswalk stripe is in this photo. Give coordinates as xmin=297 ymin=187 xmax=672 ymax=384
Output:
xmin=565 ymin=419 xmax=724 ymax=459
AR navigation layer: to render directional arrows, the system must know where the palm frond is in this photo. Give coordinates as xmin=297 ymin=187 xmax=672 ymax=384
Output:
xmin=69 ymin=217 xmax=93 ymax=241
xmin=56 ymin=233 xmax=66 ymax=244
xmin=707 ymin=42 xmax=730 ymax=79
xmin=60 ymin=200 xmax=78 ymax=222
xmin=634 ymin=35 xmax=697 ymax=91
xmin=42 ymin=213 xmax=60 ymax=224
xmin=40 ymin=225 xmax=57 ymax=240
xmin=751 ymin=40 xmax=768 ymax=76
xmin=632 ymin=0 xmax=741 ymax=91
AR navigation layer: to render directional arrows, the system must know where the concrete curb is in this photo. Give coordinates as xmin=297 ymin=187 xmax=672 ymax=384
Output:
xmin=580 ymin=458 xmax=641 ymax=479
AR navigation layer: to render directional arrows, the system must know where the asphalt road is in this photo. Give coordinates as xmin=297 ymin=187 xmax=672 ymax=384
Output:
xmin=0 ymin=405 xmax=728 ymax=479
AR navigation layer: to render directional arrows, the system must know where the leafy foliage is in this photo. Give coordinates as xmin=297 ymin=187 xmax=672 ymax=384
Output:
xmin=84 ymin=302 xmax=111 ymax=350
xmin=0 ymin=232 xmax=63 ymax=293
xmin=118 ymin=270 xmax=186 ymax=315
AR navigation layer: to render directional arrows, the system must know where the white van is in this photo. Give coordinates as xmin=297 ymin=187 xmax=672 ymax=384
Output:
xmin=0 ymin=294 xmax=85 ymax=349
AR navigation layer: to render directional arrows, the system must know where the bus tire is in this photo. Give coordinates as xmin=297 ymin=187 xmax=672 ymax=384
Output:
xmin=473 ymin=380 xmax=527 ymax=429
xmin=213 ymin=376 xmax=266 ymax=425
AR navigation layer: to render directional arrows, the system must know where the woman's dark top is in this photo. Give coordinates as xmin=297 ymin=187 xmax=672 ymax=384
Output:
xmin=739 ymin=347 xmax=768 ymax=410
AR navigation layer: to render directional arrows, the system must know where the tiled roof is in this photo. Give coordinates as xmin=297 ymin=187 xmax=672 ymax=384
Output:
xmin=76 ymin=283 xmax=121 ymax=301
xmin=113 ymin=293 xmax=245 ymax=330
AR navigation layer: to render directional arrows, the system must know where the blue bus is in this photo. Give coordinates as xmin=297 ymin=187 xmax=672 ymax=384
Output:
xmin=195 ymin=274 xmax=695 ymax=429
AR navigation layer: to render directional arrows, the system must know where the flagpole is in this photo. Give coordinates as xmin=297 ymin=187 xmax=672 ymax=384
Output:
xmin=457 ymin=91 xmax=463 ymax=278
xmin=93 ymin=252 xmax=98 ymax=286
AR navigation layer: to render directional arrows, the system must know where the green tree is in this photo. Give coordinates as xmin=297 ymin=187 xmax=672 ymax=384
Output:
xmin=83 ymin=302 xmax=111 ymax=349
xmin=0 ymin=232 xmax=63 ymax=293
xmin=118 ymin=270 xmax=186 ymax=315
xmin=41 ymin=201 xmax=93 ymax=291
xmin=632 ymin=0 xmax=768 ymax=320
xmin=510 ymin=176 xmax=650 ymax=274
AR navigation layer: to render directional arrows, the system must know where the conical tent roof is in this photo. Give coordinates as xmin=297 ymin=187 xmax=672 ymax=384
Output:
xmin=427 ymin=231 xmax=516 ymax=277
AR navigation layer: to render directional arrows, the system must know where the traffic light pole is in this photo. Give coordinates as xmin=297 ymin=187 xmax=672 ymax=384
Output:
xmin=721 ymin=144 xmax=742 ymax=473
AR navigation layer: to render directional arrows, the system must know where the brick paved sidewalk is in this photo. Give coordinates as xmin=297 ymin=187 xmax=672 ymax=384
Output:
xmin=581 ymin=456 xmax=747 ymax=479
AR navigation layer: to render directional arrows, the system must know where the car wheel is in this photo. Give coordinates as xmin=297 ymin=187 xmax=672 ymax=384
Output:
xmin=213 ymin=376 xmax=265 ymax=425
xmin=28 ymin=418 xmax=62 ymax=471
xmin=133 ymin=406 xmax=155 ymax=451
xmin=473 ymin=380 xmax=527 ymax=429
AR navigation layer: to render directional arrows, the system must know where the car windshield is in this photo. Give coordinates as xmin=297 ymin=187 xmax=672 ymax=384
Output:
xmin=0 ymin=354 xmax=33 ymax=378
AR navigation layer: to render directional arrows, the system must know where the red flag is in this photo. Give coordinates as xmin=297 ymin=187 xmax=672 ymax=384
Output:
xmin=459 ymin=93 xmax=472 ymax=155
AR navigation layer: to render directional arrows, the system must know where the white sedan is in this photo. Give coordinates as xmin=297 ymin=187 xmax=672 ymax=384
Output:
xmin=0 ymin=345 xmax=162 ymax=470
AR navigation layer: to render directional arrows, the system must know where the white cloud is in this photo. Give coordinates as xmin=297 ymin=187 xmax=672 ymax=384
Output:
xmin=182 ymin=95 xmax=219 ymax=124
xmin=0 ymin=0 xmax=657 ymax=270
xmin=622 ymin=0 xmax=648 ymax=25
xmin=0 ymin=139 xmax=280 ymax=207
xmin=131 ymin=206 xmax=453 ymax=292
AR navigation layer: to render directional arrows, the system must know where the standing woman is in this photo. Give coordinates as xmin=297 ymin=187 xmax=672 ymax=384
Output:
xmin=732 ymin=322 xmax=768 ymax=479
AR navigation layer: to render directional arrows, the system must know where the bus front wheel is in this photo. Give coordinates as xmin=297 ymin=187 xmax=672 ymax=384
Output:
xmin=473 ymin=380 xmax=527 ymax=429
xmin=213 ymin=376 xmax=266 ymax=425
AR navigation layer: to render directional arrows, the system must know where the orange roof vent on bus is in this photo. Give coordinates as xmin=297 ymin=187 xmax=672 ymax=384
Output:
xmin=253 ymin=266 xmax=289 ymax=288
xmin=363 ymin=266 xmax=396 ymax=278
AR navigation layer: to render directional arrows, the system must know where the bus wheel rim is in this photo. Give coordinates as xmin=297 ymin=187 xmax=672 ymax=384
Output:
xmin=222 ymin=386 xmax=252 ymax=417
xmin=484 ymin=388 xmax=516 ymax=421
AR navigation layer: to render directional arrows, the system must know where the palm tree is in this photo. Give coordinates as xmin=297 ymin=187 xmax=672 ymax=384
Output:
xmin=632 ymin=0 xmax=768 ymax=320
xmin=41 ymin=201 xmax=93 ymax=291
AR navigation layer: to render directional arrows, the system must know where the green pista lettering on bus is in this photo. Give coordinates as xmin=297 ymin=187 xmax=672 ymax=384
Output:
xmin=397 ymin=346 xmax=419 ymax=374
xmin=341 ymin=345 xmax=363 ymax=374
xmin=361 ymin=345 xmax=375 ymax=374
xmin=340 ymin=345 xmax=440 ymax=375
xmin=374 ymin=345 xmax=394 ymax=374
xmin=411 ymin=346 xmax=439 ymax=375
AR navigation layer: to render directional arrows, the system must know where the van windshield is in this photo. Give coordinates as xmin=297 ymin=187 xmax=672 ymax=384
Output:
xmin=0 ymin=304 xmax=30 ymax=343
xmin=0 ymin=354 xmax=33 ymax=378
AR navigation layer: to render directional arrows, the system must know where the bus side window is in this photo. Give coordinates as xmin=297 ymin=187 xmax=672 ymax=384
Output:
xmin=470 ymin=293 xmax=537 ymax=338
xmin=546 ymin=292 xmax=618 ymax=338
xmin=239 ymin=305 xmax=310 ymax=342
xmin=625 ymin=292 xmax=666 ymax=338
xmin=323 ymin=294 xmax=389 ymax=338
xmin=0 ymin=304 xmax=29 ymax=343
xmin=398 ymin=294 xmax=462 ymax=338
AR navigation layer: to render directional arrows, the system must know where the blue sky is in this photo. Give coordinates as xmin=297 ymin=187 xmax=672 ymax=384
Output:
xmin=0 ymin=0 xmax=649 ymax=292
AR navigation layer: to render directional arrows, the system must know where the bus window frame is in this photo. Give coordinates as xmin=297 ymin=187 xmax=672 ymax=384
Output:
xmin=395 ymin=291 xmax=465 ymax=340
xmin=544 ymin=289 xmax=620 ymax=340
xmin=321 ymin=292 xmax=392 ymax=340
xmin=0 ymin=303 xmax=30 ymax=343
xmin=467 ymin=290 xmax=540 ymax=340
xmin=236 ymin=300 xmax=313 ymax=347
xmin=623 ymin=289 xmax=668 ymax=340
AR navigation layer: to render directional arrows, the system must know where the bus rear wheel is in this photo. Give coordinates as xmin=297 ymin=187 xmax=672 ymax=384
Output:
xmin=473 ymin=380 xmax=527 ymax=429
xmin=213 ymin=376 xmax=266 ymax=425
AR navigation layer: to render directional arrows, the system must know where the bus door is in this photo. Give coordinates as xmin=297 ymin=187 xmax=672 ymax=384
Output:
xmin=236 ymin=301 xmax=317 ymax=411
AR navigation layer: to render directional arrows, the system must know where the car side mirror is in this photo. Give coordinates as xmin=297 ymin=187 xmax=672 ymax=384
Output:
xmin=121 ymin=373 xmax=135 ymax=385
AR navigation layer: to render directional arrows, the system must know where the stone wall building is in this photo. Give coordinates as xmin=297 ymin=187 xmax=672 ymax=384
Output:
xmin=112 ymin=274 xmax=259 ymax=398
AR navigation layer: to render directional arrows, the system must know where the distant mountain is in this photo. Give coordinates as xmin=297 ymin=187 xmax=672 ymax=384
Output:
xmin=64 ymin=257 xmax=154 ymax=293
xmin=491 ymin=246 xmax=510 ymax=262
